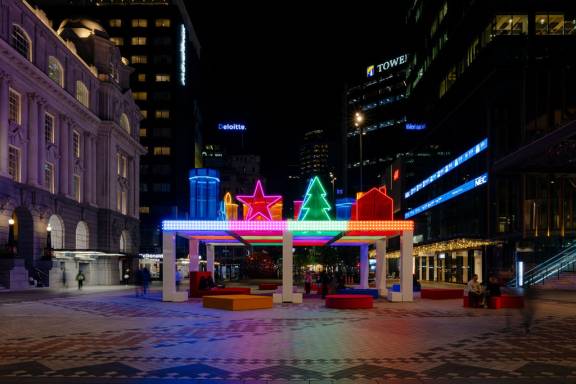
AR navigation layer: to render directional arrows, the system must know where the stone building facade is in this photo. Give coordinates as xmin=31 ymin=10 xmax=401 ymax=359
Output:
xmin=0 ymin=0 xmax=144 ymax=289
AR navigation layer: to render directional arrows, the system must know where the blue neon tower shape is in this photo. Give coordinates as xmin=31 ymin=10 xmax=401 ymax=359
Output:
xmin=189 ymin=169 xmax=220 ymax=220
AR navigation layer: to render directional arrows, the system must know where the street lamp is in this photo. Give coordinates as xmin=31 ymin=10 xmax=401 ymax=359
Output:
xmin=7 ymin=218 xmax=15 ymax=256
xmin=329 ymin=172 xmax=337 ymax=203
xmin=45 ymin=225 xmax=53 ymax=259
xmin=354 ymin=111 xmax=365 ymax=192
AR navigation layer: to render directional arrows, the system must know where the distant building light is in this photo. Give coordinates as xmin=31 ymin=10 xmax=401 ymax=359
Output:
xmin=405 ymin=123 xmax=427 ymax=130
xmin=180 ymin=25 xmax=186 ymax=86
xmin=393 ymin=169 xmax=400 ymax=181
xmin=218 ymin=123 xmax=246 ymax=131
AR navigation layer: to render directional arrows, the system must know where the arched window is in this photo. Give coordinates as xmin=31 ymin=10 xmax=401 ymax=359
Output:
xmin=47 ymin=56 xmax=64 ymax=87
xmin=119 ymin=113 xmax=130 ymax=134
xmin=48 ymin=215 xmax=65 ymax=249
xmin=76 ymin=81 xmax=89 ymax=108
xmin=75 ymin=221 xmax=89 ymax=250
xmin=11 ymin=25 xmax=31 ymax=61
xmin=119 ymin=230 xmax=131 ymax=253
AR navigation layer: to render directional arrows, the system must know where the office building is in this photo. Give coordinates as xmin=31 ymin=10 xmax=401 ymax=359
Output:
xmin=402 ymin=0 xmax=576 ymax=284
xmin=344 ymin=53 xmax=423 ymax=195
xmin=0 ymin=0 xmax=144 ymax=288
xmin=31 ymin=0 xmax=203 ymax=255
xmin=300 ymin=129 xmax=329 ymax=182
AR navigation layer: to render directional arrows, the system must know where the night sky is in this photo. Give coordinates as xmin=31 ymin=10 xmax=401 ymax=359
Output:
xmin=190 ymin=3 xmax=409 ymax=190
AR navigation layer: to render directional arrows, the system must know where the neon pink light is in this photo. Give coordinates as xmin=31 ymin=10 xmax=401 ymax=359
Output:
xmin=236 ymin=180 xmax=282 ymax=221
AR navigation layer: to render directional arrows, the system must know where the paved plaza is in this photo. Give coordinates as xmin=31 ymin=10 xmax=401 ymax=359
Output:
xmin=0 ymin=286 xmax=575 ymax=383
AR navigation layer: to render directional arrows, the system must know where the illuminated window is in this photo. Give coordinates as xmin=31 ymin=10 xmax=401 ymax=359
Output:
xmin=494 ymin=15 xmax=528 ymax=35
xmin=44 ymin=162 xmax=54 ymax=193
xmin=11 ymin=25 xmax=31 ymax=61
xmin=155 ymin=19 xmax=171 ymax=27
xmin=155 ymin=110 xmax=170 ymax=119
xmin=117 ymin=153 xmax=127 ymax=178
xmin=45 ymin=113 xmax=55 ymax=144
xmin=153 ymin=146 xmax=171 ymax=156
xmin=139 ymin=206 xmax=150 ymax=214
xmin=117 ymin=189 xmax=127 ymax=214
xmin=47 ymin=56 xmax=64 ymax=86
xmin=131 ymin=55 xmax=148 ymax=64
xmin=109 ymin=19 xmax=122 ymax=27
xmin=137 ymin=73 xmax=146 ymax=82
xmin=119 ymin=113 xmax=130 ymax=134
xmin=155 ymin=74 xmax=170 ymax=82
xmin=76 ymin=81 xmax=89 ymax=108
xmin=8 ymin=146 xmax=21 ymax=182
xmin=536 ymin=14 xmax=565 ymax=35
xmin=110 ymin=37 xmax=124 ymax=46
xmin=133 ymin=92 xmax=147 ymax=101
xmin=139 ymin=128 xmax=147 ymax=137
xmin=140 ymin=110 xmax=148 ymax=119
xmin=131 ymin=19 xmax=148 ymax=28
xmin=73 ymin=175 xmax=81 ymax=203
xmin=72 ymin=130 xmax=80 ymax=158
xmin=8 ymin=89 xmax=21 ymax=124
xmin=131 ymin=36 xmax=147 ymax=45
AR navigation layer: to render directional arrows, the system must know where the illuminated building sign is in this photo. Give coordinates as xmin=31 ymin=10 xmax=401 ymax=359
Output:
xmin=367 ymin=54 xmax=408 ymax=78
xmin=218 ymin=123 xmax=246 ymax=131
xmin=405 ymin=173 xmax=488 ymax=219
xmin=405 ymin=123 xmax=427 ymax=131
xmin=405 ymin=138 xmax=488 ymax=199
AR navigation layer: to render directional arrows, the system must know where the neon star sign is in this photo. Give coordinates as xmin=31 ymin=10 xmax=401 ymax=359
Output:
xmin=236 ymin=180 xmax=282 ymax=221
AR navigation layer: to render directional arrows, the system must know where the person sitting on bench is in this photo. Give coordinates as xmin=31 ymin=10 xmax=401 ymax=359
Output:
xmin=467 ymin=274 xmax=484 ymax=308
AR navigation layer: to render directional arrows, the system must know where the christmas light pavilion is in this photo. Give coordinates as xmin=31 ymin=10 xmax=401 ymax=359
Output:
xmin=162 ymin=176 xmax=415 ymax=303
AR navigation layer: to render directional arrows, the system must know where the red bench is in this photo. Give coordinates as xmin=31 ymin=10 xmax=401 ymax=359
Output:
xmin=258 ymin=283 xmax=280 ymax=290
xmin=325 ymin=294 xmax=373 ymax=309
xmin=421 ymin=288 xmax=464 ymax=299
xmin=463 ymin=295 xmax=524 ymax=309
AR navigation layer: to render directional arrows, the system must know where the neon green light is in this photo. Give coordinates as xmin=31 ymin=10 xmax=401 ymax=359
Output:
xmin=298 ymin=176 xmax=332 ymax=221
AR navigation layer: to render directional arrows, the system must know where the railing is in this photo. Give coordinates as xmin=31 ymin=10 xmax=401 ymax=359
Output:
xmin=508 ymin=242 xmax=576 ymax=287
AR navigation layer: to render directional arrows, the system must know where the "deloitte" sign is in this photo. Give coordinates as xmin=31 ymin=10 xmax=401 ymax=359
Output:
xmin=367 ymin=54 xmax=408 ymax=77
xmin=218 ymin=123 xmax=246 ymax=131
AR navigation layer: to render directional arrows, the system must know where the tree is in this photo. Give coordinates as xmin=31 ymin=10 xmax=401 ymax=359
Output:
xmin=298 ymin=176 xmax=332 ymax=221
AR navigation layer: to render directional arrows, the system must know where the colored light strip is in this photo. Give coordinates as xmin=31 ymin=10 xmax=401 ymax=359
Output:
xmin=189 ymin=176 xmax=220 ymax=182
xmin=162 ymin=220 xmax=414 ymax=232
xmin=405 ymin=173 xmax=488 ymax=219
xmin=180 ymin=24 xmax=186 ymax=86
xmin=405 ymin=138 xmax=488 ymax=199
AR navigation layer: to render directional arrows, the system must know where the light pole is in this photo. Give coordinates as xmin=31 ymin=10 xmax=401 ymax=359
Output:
xmin=354 ymin=112 xmax=364 ymax=192
xmin=7 ymin=218 xmax=16 ymax=256
xmin=329 ymin=172 xmax=337 ymax=203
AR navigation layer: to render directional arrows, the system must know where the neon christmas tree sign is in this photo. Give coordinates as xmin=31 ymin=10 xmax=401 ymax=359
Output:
xmin=298 ymin=176 xmax=332 ymax=221
xmin=236 ymin=180 xmax=282 ymax=221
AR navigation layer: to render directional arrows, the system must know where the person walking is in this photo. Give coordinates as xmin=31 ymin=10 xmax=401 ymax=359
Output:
xmin=76 ymin=271 xmax=85 ymax=290
xmin=175 ymin=268 xmax=182 ymax=291
xmin=304 ymin=270 xmax=312 ymax=295
xmin=142 ymin=266 xmax=151 ymax=295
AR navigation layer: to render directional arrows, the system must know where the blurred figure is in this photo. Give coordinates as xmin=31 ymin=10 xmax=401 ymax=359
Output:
xmin=320 ymin=271 xmax=329 ymax=299
xmin=61 ymin=267 xmax=67 ymax=288
xmin=486 ymin=274 xmax=501 ymax=299
xmin=522 ymin=285 xmax=539 ymax=334
xmin=134 ymin=267 xmax=144 ymax=296
xmin=175 ymin=268 xmax=182 ymax=291
xmin=304 ymin=270 xmax=312 ymax=295
xmin=142 ymin=266 xmax=151 ymax=295
xmin=413 ymin=274 xmax=421 ymax=292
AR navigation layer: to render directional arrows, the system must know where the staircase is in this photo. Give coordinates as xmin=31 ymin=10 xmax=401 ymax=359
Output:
xmin=509 ymin=242 xmax=576 ymax=287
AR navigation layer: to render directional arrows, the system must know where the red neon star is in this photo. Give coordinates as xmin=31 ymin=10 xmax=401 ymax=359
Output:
xmin=236 ymin=180 xmax=282 ymax=221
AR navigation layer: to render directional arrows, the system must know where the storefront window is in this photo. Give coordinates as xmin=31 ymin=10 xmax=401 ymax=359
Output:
xmin=536 ymin=14 xmax=565 ymax=35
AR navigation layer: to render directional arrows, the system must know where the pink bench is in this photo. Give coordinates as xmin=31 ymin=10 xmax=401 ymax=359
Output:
xmin=421 ymin=288 xmax=464 ymax=299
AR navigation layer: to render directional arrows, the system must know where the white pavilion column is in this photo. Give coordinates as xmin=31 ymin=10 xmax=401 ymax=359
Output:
xmin=425 ymin=256 xmax=430 ymax=280
xmin=27 ymin=93 xmax=39 ymax=187
xmin=375 ymin=238 xmax=387 ymax=295
xmin=462 ymin=251 xmax=469 ymax=283
xmin=206 ymin=244 xmax=215 ymax=275
xmin=0 ymin=74 xmax=9 ymax=177
xmin=441 ymin=257 xmax=446 ymax=281
xmin=189 ymin=238 xmax=199 ymax=272
xmin=162 ymin=232 xmax=180 ymax=301
xmin=400 ymin=230 xmax=414 ymax=302
xmin=433 ymin=255 xmax=438 ymax=281
xmin=282 ymin=231 xmax=294 ymax=302
xmin=359 ymin=244 xmax=369 ymax=289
